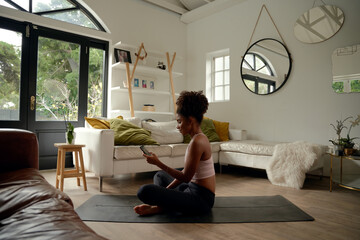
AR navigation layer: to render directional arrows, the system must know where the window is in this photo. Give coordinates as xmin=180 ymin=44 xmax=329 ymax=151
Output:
xmin=206 ymin=49 xmax=230 ymax=102
xmin=332 ymin=75 xmax=360 ymax=93
xmin=242 ymin=52 xmax=276 ymax=95
xmin=0 ymin=0 xmax=105 ymax=31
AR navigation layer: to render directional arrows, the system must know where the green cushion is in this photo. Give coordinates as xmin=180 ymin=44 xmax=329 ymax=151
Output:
xmin=110 ymin=118 xmax=158 ymax=145
xmin=183 ymin=118 xmax=221 ymax=143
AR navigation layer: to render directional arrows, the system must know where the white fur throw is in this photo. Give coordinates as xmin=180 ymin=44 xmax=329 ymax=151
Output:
xmin=266 ymin=141 xmax=325 ymax=189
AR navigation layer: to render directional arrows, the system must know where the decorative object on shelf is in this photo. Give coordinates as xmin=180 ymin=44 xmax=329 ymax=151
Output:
xmin=294 ymin=2 xmax=344 ymax=44
xmin=331 ymin=44 xmax=360 ymax=94
xmin=157 ymin=61 xmax=166 ymax=70
xmin=142 ymin=104 xmax=155 ymax=112
xmin=142 ymin=80 xmax=147 ymax=88
xmin=114 ymin=48 xmax=132 ymax=63
xmin=329 ymin=114 xmax=360 ymax=156
xmin=240 ymin=5 xmax=291 ymax=95
xmin=150 ymin=80 xmax=155 ymax=90
xmin=134 ymin=78 xmax=139 ymax=88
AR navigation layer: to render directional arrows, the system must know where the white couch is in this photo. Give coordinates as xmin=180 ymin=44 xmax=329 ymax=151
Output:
xmin=74 ymin=119 xmax=324 ymax=191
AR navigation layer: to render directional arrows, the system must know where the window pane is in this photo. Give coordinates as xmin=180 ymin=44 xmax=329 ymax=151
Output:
xmin=88 ymin=48 xmax=105 ymax=117
xmin=255 ymin=56 xmax=265 ymax=71
xmin=215 ymin=86 xmax=223 ymax=101
xmin=36 ymin=37 xmax=80 ymax=121
xmin=244 ymin=80 xmax=255 ymax=91
xmin=215 ymin=72 xmax=223 ymax=86
xmin=215 ymin=57 xmax=223 ymax=71
xmin=33 ymin=0 xmax=74 ymax=13
xmin=332 ymin=82 xmax=344 ymax=93
xmin=0 ymin=1 xmax=17 ymax=9
xmin=258 ymin=66 xmax=271 ymax=75
xmin=224 ymin=55 xmax=229 ymax=70
xmin=224 ymin=70 xmax=230 ymax=84
xmin=258 ymin=83 xmax=268 ymax=94
xmin=350 ymin=80 xmax=360 ymax=92
xmin=244 ymin=54 xmax=254 ymax=69
xmin=225 ymin=85 xmax=230 ymax=100
xmin=11 ymin=0 xmax=29 ymax=10
xmin=0 ymin=28 xmax=22 ymax=121
xmin=43 ymin=9 xmax=98 ymax=30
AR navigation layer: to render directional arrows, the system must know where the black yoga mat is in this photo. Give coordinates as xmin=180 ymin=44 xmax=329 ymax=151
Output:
xmin=76 ymin=195 xmax=314 ymax=223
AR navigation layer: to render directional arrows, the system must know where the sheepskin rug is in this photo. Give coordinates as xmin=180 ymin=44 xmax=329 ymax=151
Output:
xmin=266 ymin=141 xmax=325 ymax=189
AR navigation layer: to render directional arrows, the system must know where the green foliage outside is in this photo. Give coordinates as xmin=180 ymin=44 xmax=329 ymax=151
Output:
xmin=350 ymin=80 xmax=360 ymax=92
xmin=0 ymin=41 xmax=21 ymax=110
xmin=0 ymin=38 xmax=104 ymax=121
xmin=332 ymin=82 xmax=344 ymax=93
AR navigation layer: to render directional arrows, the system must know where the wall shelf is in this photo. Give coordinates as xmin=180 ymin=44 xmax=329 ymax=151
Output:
xmin=112 ymin=62 xmax=182 ymax=78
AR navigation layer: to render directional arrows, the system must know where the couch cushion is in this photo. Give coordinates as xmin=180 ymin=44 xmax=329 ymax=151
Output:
xmin=142 ymin=121 xmax=183 ymax=144
xmin=114 ymin=145 xmax=172 ymax=160
xmin=169 ymin=142 xmax=221 ymax=157
xmin=184 ymin=119 xmax=221 ymax=143
xmin=220 ymin=140 xmax=281 ymax=156
xmin=110 ymin=118 xmax=158 ymax=146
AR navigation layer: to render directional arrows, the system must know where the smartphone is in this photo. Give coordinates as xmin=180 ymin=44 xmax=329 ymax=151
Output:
xmin=140 ymin=145 xmax=151 ymax=156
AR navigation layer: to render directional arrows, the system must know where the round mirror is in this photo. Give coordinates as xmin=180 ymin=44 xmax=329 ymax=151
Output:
xmin=240 ymin=38 xmax=292 ymax=95
xmin=294 ymin=5 xmax=344 ymax=44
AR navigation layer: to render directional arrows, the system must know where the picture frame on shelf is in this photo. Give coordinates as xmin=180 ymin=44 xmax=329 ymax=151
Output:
xmin=134 ymin=78 xmax=139 ymax=88
xmin=114 ymin=48 xmax=132 ymax=63
xmin=150 ymin=80 xmax=155 ymax=89
xmin=142 ymin=80 xmax=147 ymax=88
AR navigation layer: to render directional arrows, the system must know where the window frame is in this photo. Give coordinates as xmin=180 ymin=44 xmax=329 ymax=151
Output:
xmin=2 ymin=0 xmax=106 ymax=31
xmin=206 ymin=49 xmax=230 ymax=103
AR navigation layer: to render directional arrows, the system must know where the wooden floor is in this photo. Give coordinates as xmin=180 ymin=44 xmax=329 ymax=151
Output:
xmin=41 ymin=166 xmax=360 ymax=240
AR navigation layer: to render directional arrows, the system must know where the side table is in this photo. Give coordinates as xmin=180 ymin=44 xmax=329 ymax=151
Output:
xmin=54 ymin=143 xmax=87 ymax=191
xmin=329 ymin=153 xmax=360 ymax=192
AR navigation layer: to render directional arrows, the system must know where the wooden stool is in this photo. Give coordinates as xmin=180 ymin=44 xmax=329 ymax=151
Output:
xmin=54 ymin=143 xmax=87 ymax=191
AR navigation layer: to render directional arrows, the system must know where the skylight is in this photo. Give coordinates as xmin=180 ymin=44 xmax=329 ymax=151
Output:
xmin=0 ymin=0 xmax=105 ymax=31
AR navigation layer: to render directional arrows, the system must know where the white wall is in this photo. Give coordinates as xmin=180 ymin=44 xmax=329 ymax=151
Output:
xmin=186 ymin=0 xmax=360 ymax=147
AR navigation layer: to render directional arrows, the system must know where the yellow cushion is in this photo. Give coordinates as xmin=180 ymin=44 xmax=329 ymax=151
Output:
xmin=85 ymin=117 xmax=110 ymax=129
xmin=204 ymin=117 xmax=229 ymax=141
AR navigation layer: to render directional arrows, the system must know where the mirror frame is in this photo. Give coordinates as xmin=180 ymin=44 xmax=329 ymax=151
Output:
xmin=240 ymin=38 xmax=292 ymax=95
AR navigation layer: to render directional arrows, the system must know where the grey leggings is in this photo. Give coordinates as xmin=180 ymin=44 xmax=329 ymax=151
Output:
xmin=137 ymin=171 xmax=215 ymax=214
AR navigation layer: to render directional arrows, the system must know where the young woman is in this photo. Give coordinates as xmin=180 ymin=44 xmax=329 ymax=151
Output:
xmin=134 ymin=91 xmax=215 ymax=215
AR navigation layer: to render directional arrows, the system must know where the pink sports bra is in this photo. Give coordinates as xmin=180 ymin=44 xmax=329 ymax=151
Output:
xmin=185 ymin=133 xmax=215 ymax=180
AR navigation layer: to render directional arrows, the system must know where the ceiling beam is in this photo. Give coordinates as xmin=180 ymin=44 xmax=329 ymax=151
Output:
xmin=180 ymin=0 xmax=247 ymax=24
xmin=144 ymin=0 xmax=188 ymax=14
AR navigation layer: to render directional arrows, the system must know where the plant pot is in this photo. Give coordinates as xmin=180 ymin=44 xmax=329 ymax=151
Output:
xmin=333 ymin=144 xmax=344 ymax=156
xmin=344 ymin=148 xmax=355 ymax=156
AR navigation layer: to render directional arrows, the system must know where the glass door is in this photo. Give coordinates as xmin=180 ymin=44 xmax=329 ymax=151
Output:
xmin=0 ymin=19 xmax=28 ymax=129
xmin=0 ymin=17 xmax=108 ymax=169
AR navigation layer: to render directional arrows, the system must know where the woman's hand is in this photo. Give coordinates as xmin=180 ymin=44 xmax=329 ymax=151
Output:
xmin=143 ymin=152 xmax=161 ymax=166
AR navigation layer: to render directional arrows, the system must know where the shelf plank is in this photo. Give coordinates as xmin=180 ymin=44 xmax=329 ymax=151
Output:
xmin=112 ymin=62 xmax=182 ymax=78
xmin=111 ymin=87 xmax=171 ymax=96
xmin=111 ymin=109 xmax=174 ymax=116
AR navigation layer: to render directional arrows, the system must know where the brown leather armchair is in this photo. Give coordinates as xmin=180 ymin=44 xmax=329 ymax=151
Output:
xmin=0 ymin=129 xmax=107 ymax=240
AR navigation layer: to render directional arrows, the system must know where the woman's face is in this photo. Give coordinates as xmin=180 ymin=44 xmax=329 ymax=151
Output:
xmin=176 ymin=114 xmax=190 ymax=135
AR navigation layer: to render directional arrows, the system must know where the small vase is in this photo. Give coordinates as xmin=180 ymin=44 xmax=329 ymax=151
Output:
xmin=65 ymin=131 xmax=75 ymax=144
xmin=333 ymin=144 xmax=344 ymax=156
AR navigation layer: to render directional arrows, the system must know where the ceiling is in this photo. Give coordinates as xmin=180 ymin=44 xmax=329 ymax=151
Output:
xmin=143 ymin=0 xmax=215 ymax=14
xmin=143 ymin=0 xmax=246 ymax=23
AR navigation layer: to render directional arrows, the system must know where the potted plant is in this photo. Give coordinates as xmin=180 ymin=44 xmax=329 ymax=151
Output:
xmin=330 ymin=115 xmax=360 ymax=156
xmin=66 ymin=122 xmax=75 ymax=144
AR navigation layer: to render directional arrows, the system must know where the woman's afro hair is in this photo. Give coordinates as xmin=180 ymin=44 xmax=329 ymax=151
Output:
xmin=176 ymin=91 xmax=208 ymax=123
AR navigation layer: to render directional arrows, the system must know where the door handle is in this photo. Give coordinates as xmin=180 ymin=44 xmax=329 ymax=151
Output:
xmin=30 ymin=96 xmax=35 ymax=111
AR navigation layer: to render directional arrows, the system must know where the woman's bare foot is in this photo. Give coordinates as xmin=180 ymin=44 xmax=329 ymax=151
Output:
xmin=133 ymin=204 xmax=162 ymax=216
